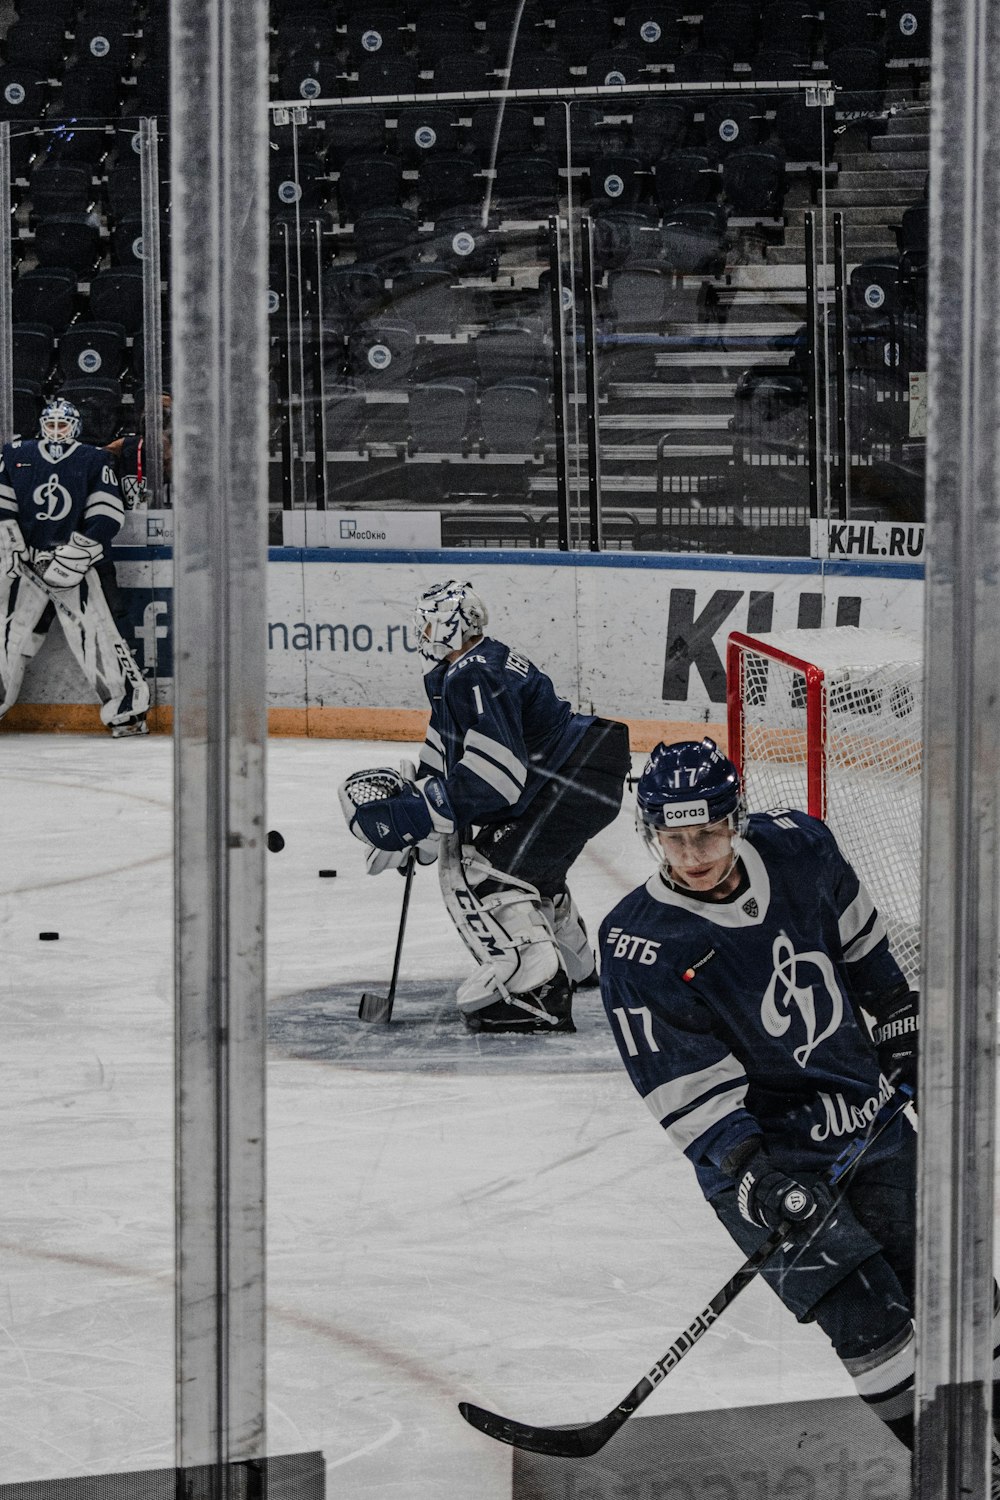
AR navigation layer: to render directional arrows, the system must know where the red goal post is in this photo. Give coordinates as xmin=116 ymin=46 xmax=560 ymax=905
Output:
xmin=726 ymin=627 xmax=922 ymax=984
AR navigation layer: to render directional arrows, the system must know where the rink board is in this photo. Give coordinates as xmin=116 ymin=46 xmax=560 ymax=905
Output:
xmin=512 ymin=1395 xmax=908 ymax=1499
xmin=0 ymin=549 xmax=922 ymax=738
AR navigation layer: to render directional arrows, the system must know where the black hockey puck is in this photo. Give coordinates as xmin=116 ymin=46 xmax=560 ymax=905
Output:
xmin=266 ymin=830 xmax=285 ymax=852
xmin=39 ymin=931 xmax=59 ymax=941
xmin=318 ymin=869 xmax=337 ymax=878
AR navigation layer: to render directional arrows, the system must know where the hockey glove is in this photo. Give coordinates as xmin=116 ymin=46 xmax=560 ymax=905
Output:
xmin=733 ymin=1149 xmax=833 ymax=1235
xmin=42 ymin=532 xmax=103 ymax=588
xmin=339 ymin=766 xmax=449 ymax=872
xmin=870 ymin=985 xmax=919 ymax=1096
xmin=0 ymin=518 xmax=26 ymax=578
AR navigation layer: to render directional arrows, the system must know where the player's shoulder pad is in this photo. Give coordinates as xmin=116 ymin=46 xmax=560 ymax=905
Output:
xmin=448 ymin=637 xmax=505 ymax=680
xmin=748 ymin=806 xmax=838 ymax=851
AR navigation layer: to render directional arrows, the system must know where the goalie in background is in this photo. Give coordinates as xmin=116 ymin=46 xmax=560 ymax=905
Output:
xmin=340 ymin=580 xmax=631 ymax=1034
xmin=0 ymin=398 xmax=150 ymax=737
xmin=599 ymin=738 xmax=935 ymax=1463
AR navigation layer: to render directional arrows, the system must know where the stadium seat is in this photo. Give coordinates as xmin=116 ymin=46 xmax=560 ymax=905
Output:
xmin=270 ymin=151 xmax=330 ymax=220
xmin=322 ymin=382 xmax=368 ymax=455
xmin=748 ymin=47 xmax=811 ymax=82
xmin=823 ymin=0 xmax=881 ymax=53
xmin=506 ymin=50 xmax=570 ymax=90
xmin=74 ymin=18 xmax=134 ymax=72
xmin=554 ymin=3 xmax=614 ymax=65
xmin=276 ymin=54 xmax=342 ymax=103
xmin=337 ymin=154 xmax=403 ymax=221
xmin=87 ymin=266 xmax=145 ymax=332
xmin=432 ymin=56 xmax=500 ymax=94
xmin=418 ymin=153 xmax=480 ymax=218
xmin=896 ymin=202 xmax=928 ymax=270
xmin=473 ymin=324 xmax=548 ymax=384
xmin=57 ymin=319 xmax=127 ymax=381
xmin=3 ymin=20 xmax=69 ymax=73
xmin=57 ymin=59 xmax=123 ymax=117
xmin=407 ymin=377 xmax=475 ymax=452
xmin=654 ymin=148 xmax=719 ymax=213
xmin=12 ymin=379 xmax=43 ymax=440
xmin=588 ymin=153 xmax=645 ymax=210
xmin=416 ymin=9 xmax=478 ymax=66
xmin=431 ymin=209 xmax=500 ymax=278
xmin=760 ymin=0 xmax=816 ymax=59
xmin=12 ymin=323 xmax=55 ymax=385
xmin=493 ymin=154 xmax=560 ymax=218
xmin=731 ymin=367 xmax=808 ymax=464
xmin=702 ymin=1 xmax=759 ymax=61
xmin=324 ymin=113 xmax=386 ymax=169
xmin=60 ymin=375 xmax=124 ymax=443
xmin=885 ymin=0 xmax=930 ymax=58
xmin=479 ymin=377 xmax=548 ymax=453
xmin=347 ymin=317 xmax=417 ymax=388
xmin=111 ymin=213 xmax=169 ymax=265
xmin=32 ymin=212 xmax=103 ymax=273
xmin=355 ymin=55 xmax=418 ymax=97
xmin=721 ymin=144 xmax=785 ymax=216
xmin=324 ymin=262 xmax=386 ymax=320
xmin=826 ymin=44 xmax=885 ymax=103
xmin=774 ymin=95 xmax=826 ymax=160
xmin=469 ymin=103 xmax=536 ymax=166
xmin=344 ymin=9 xmax=409 ymax=63
xmin=630 ymin=99 xmax=688 ymax=165
xmin=591 ymin=207 xmax=660 ymax=271
xmin=660 ymin=203 xmax=728 ymax=274
xmin=28 ymin=161 xmax=93 ymax=217
xmin=702 ymin=98 xmax=763 ymax=156
xmin=352 ymin=206 xmax=420 ymax=271
xmin=396 ymin=105 xmax=457 ymax=166
xmin=671 ymin=49 xmax=733 ymax=82
xmin=606 ymin=266 xmax=673 ymax=328
xmin=44 ymin=117 xmax=113 ymax=166
xmin=388 ymin=266 xmax=457 ymax=332
xmin=0 ymin=65 xmax=49 ymax=123
xmin=12 ymin=267 xmax=78 ymax=332
xmin=585 ymin=49 xmax=646 ymax=87
xmin=623 ymin=7 xmax=676 ymax=60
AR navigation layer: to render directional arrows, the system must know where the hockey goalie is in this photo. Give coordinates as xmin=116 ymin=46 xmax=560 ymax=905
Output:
xmin=0 ymin=398 xmax=150 ymax=736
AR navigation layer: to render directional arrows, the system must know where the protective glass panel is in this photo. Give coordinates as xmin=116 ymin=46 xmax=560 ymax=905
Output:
xmin=1 ymin=101 xmax=174 ymax=1487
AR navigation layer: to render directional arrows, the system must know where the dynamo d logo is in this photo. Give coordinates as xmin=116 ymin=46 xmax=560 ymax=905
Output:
xmin=33 ymin=473 xmax=73 ymax=523
xmin=278 ymin=179 xmax=301 ymax=204
xmin=299 ymin=76 xmax=321 ymax=99
xmin=77 ymin=348 xmax=102 ymax=373
xmin=899 ymin=10 xmax=918 ymax=32
xmin=760 ymin=931 xmax=843 ymax=1068
xmin=604 ymin=173 xmax=625 ymax=197
xmin=4 ymin=82 xmax=25 ymax=105
xmin=719 ymin=118 xmax=740 ymax=143
xmin=361 ymin=28 xmax=383 ymax=50
xmin=864 ymin=283 xmax=886 ymax=308
xmin=639 ymin=19 xmax=662 ymax=42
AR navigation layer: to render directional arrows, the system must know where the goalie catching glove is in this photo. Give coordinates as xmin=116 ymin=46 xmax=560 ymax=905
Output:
xmin=338 ymin=766 xmax=452 ymax=875
xmin=41 ymin=532 xmax=103 ymax=588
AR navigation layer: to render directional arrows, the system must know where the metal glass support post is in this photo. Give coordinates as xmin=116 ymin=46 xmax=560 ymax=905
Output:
xmin=915 ymin=0 xmax=1000 ymax=1488
xmin=139 ymin=117 xmax=165 ymax=506
xmin=803 ymin=211 xmax=821 ymax=529
xmin=0 ymin=121 xmax=14 ymax=442
xmin=831 ymin=212 xmax=849 ymax=521
xmin=546 ymin=215 xmax=570 ymax=552
xmin=170 ymin=0 xmax=269 ymax=1486
xmin=580 ymin=216 xmax=603 ymax=553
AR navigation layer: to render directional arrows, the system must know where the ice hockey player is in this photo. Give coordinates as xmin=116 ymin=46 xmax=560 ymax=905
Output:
xmin=0 ymin=398 xmax=150 ymax=736
xmin=340 ymin=579 xmax=631 ymax=1034
xmin=600 ymin=737 xmax=930 ymax=1460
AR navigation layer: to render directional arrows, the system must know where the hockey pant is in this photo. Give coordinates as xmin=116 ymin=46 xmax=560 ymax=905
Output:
xmin=0 ymin=562 xmax=149 ymax=726
xmin=713 ymin=1125 xmax=926 ymax=1450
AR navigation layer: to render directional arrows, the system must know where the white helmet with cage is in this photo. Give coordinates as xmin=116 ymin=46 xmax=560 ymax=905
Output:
xmin=39 ymin=398 xmax=82 ymax=446
xmin=412 ymin=579 xmax=488 ymax=665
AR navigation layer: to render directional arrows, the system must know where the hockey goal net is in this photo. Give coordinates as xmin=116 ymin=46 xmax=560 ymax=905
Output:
xmin=726 ymin=626 xmax=922 ymax=985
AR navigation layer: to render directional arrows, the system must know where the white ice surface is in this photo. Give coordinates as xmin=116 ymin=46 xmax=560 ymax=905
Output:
xmin=1 ymin=735 xmax=861 ymax=1496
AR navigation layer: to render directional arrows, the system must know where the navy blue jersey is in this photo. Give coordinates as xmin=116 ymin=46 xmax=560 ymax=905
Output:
xmin=599 ymin=810 xmax=908 ymax=1200
xmin=0 ymin=439 xmax=124 ymax=552
xmin=419 ymin=637 xmax=592 ymax=827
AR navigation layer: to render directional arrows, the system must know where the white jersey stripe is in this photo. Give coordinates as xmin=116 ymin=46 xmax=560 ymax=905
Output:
xmin=643 ymin=1054 xmax=749 ymax=1149
xmin=419 ymin=743 xmax=445 ymax=774
xmin=459 ymin=746 xmax=523 ymax=805
xmin=465 ymin=727 xmax=527 ymax=788
xmin=838 ymin=884 xmax=877 ymax=948
xmin=84 ymin=491 xmax=125 ymax=523
xmin=844 ymin=911 xmax=888 ymax=961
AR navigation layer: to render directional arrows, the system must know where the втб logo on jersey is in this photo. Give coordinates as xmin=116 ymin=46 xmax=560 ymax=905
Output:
xmin=33 ymin=473 xmax=72 ymax=523
xmin=606 ymin=927 xmax=661 ymax=965
xmin=760 ymin=930 xmax=843 ymax=1067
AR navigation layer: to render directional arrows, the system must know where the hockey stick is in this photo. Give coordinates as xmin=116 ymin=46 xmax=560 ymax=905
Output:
xmin=459 ymin=1084 xmax=914 ymax=1458
xmin=358 ymin=852 xmax=416 ymax=1024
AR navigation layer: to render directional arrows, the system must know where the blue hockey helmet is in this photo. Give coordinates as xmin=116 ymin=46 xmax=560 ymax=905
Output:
xmin=636 ymin=738 xmax=747 ymax=862
xmin=412 ymin=579 xmax=488 ymax=665
xmin=40 ymin=397 xmax=81 ymax=445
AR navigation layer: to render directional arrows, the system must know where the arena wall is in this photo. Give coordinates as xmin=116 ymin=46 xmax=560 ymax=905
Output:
xmin=1 ymin=548 xmax=923 ymax=749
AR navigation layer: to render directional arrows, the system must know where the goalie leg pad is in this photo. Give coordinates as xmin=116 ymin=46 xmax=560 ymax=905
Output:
xmin=0 ymin=573 xmax=51 ymax=717
xmin=439 ymin=837 xmax=567 ymax=1017
xmin=543 ymin=889 xmax=596 ymax=987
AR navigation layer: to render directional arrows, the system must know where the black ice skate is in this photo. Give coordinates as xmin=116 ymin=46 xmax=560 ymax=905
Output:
xmin=110 ymin=715 xmax=149 ymax=738
xmin=464 ymin=972 xmax=576 ymax=1034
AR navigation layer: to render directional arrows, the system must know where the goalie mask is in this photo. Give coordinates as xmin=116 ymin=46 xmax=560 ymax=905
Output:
xmin=412 ymin=579 xmax=488 ymax=666
xmin=636 ymin=738 xmax=748 ymax=889
xmin=40 ymin=398 xmax=81 ymax=446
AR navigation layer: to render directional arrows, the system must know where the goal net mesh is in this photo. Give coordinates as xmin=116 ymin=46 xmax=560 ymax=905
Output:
xmin=731 ymin=629 xmax=922 ymax=986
